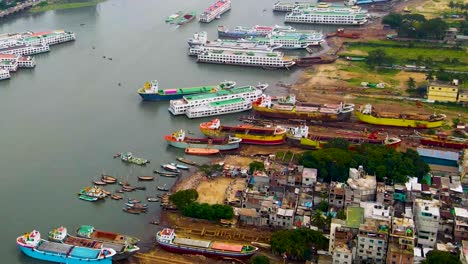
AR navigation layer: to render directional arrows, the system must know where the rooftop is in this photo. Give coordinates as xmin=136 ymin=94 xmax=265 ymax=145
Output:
xmin=414 ymin=198 xmax=441 ymax=217
xmin=182 ymin=86 xmax=255 ymax=101
xmin=417 ymin=147 xmax=460 ymax=161
xmin=209 ymin=97 xmax=245 ymax=107
xmin=346 ymin=206 xmax=364 ymax=228
xmin=237 ymin=208 xmax=258 ymax=218
xmin=454 ymin=207 xmax=468 ymax=218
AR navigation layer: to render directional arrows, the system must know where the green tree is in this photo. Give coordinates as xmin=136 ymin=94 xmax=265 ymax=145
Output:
xmin=426 ymin=71 xmax=434 ymax=81
xmin=250 ymin=255 xmax=270 ymax=264
xmin=312 ymin=210 xmax=326 ymax=229
xmin=169 ymin=189 xmax=199 ymax=210
xmin=422 ymin=250 xmax=461 ymax=264
xmin=452 ymin=117 xmax=461 ymax=127
xmin=366 ymin=49 xmax=394 ymax=66
xmin=449 ymin=1 xmax=455 ymax=11
xmin=407 ymin=77 xmax=416 ymax=90
xmin=337 ymin=209 xmax=346 ymax=220
xmin=249 ymin=161 xmax=265 ymax=174
xmin=270 ymin=229 xmax=328 ymax=260
xmin=318 ymin=201 xmax=329 ymax=212
xmin=323 ymin=138 xmax=350 ymax=150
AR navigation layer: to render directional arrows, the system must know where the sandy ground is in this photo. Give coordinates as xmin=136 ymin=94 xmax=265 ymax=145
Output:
xmin=197 ymin=177 xmax=232 ymax=204
xmin=171 ymin=171 xmax=207 ymax=193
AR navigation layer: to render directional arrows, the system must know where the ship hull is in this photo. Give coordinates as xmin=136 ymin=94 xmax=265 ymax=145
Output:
xmin=200 ymin=127 xmax=285 ymax=145
xmin=196 ymin=59 xmax=294 ymax=69
xmin=165 ymin=137 xmax=240 ymax=150
xmin=419 ymin=139 xmax=467 ymax=149
xmin=218 ymin=32 xmax=266 ymax=39
xmin=157 ymin=242 xmax=255 ymax=259
xmin=253 ymin=105 xmax=352 ymax=121
xmin=286 ymin=137 xmax=323 ymax=149
xmin=138 ymin=92 xmax=184 ymax=101
xmin=354 ymin=110 xmax=445 ymax=128
xmin=18 ymin=245 xmax=112 ymax=264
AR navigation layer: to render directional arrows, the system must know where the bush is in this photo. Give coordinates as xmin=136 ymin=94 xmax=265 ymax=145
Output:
xmin=270 ymin=229 xmax=328 ymax=260
xmin=169 ymin=189 xmax=198 ymax=210
xmin=250 ymin=255 xmax=270 ymax=264
xmin=183 ymin=203 xmax=234 ymax=221
xmin=249 ymin=161 xmax=265 ymax=174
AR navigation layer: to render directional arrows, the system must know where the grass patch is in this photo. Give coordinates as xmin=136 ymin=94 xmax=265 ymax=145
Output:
xmin=29 ymin=0 xmax=105 ymax=13
xmin=275 ymin=151 xmax=298 ymax=163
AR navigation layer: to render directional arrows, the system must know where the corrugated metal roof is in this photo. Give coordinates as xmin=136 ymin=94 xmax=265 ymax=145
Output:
xmin=416 ymin=148 xmax=459 ymax=161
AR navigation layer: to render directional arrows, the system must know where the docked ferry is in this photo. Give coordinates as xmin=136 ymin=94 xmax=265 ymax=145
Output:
xmin=0 ymin=43 xmax=50 ymax=56
xmin=189 ymin=40 xmax=280 ymax=56
xmin=137 ymin=80 xmax=235 ymax=101
xmin=187 ymin=97 xmax=253 ymax=118
xmin=273 ymin=1 xmax=315 ymax=12
xmin=0 ymin=69 xmax=10 ymax=80
xmin=165 ymin=129 xmax=242 ymax=150
xmin=199 ymin=0 xmax=231 ymax=23
xmin=22 ymin=30 xmax=76 ymax=46
xmin=157 ymin=228 xmax=257 ymax=259
xmin=253 ymin=95 xmax=354 ymax=121
xmin=17 ymin=230 xmax=116 ymax=264
xmin=248 ymin=32 xmax=324 ymax=49
xmin=196 ymin=48 xmax=295 ymax=69
xmin=217 ymin=25 xmax=295 ymax=39
xmin=284 ymin=3 xmax=369 ymax=25
xmin=168 ymin=85 xmax=263 ymax=115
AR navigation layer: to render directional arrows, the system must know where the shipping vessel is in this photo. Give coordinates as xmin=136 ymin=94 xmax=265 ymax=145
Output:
xmin=247 ymin=32 xmax=324 ymax=49
xmin=196 ymin=48 xmax=295 ymax=69
xmin=0 ymin=69 xmax=10 ymax=80
xmin=188 ymin=40 xmax=280 ymax=56
xmin=199 ymin=0 xmax=231 ymax=23
xmin=165 ymin=11 xmax=183 ymax=23
xmin=169 ymin=85 xmax=263 ymax=115
xmin=165 ymin=129 xmax=241 ymax=150
xmin=137 ymin=80 xmax=235 ymax=101
xmin=355 ymin=104 xmax=446 ymax=128
xmin=285 ymin=3 xmax=369 ymax=25
xmin=177 ymin=11 xmax=197 ymax=25
xmin=48 ymin=226 xmax=140 ymax=261
xmin=76 ymin=225 xmax=140 ymax=245
xmin=273 ymin=1 xmax=315 ymax=12
xmin=253 ymin=95 xmax=354 ymax=121
xmin=186 ymin=98 xmax=253 ymax=118
xmin=200 ymin=119 xmax=287 ymax=145
xmin=21 ymin=30 xmax=75 ymax=46
xmin=156 ymin=228 xmax=257 ymax=259
xmin=414 ymin=131 xmax=468 ymax=149
xmin=0 ymin=43 xmax=50 ymax=56
xmin=217 ymin=25 xmax=295 ymax=38
xmin=17 ymin=230 xmax=116 ymax=264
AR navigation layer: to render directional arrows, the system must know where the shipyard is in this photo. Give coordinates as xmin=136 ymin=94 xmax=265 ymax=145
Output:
xmin=0 ymin=0 xmax=467 ymax=263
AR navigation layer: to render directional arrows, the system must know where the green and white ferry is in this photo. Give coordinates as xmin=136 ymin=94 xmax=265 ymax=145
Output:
xmin=284 ymin=3 xmax=369 ymax=25
xmin=186 ymin=98 xmax=252 ymax=118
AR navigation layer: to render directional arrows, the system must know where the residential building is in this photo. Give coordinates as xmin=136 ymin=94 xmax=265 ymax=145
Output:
xmin=427 ymin=80 xmax=459 ymax=102
xmin=413 ymin=198 xmax=441 ymax=248
xmin=386 ymin=217 xmax=415 ymax=264
xmin=270 ymin=208 xmax=294 ymax=228
xmin=454 ymin=207 xmax=468 ymax=243
xmin=237 ymin=208 xmax=262 ymax=226
xmin=313 ymin=182 xmax=329 ymax=206
xmin=461 ymin=240 xmax=468 ymax=264
xmin=302 ymin=167 xmax=317 ymax=187
xmin=329 ymin=182 xmax=346 ymax=209
xmin=333 ymin=243 xmax=353 ymax=264
xmin=356 ymin=218 xmax=389 ymax=263
xmin=329 ymin=206 xmax=364 ymax=260
xmin=346 ymin=166 xmax=377 ymax=204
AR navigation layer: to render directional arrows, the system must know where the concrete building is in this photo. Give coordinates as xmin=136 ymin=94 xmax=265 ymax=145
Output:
xmin=356 ymin=218 xmax=389 ymax=264
xmin=302 ymin=167 xmax=317 ymax=187
xmin=386 ymin=217 xmax=415 ymax=264
xmin=270 ymin=208 xmax=294 ymax=228
xmin=413 ymin=198 xmax=441 ymax=248
xmin=461 ymin=240 xmax=468 ymax=264
xmin=346 ymin=166 xmax=377 ymax=204
xmin=237 ymin=208 xmax=262 ymax=226
xmin=427 ymin=80 xmax=459 ymax=102
xmin=333 ymin=243 xmax=353 ymax=264
xmin=329 ymin=182 xmax=346 ymax=209
xmin=454 ymin=207 xmax=468 ymax=243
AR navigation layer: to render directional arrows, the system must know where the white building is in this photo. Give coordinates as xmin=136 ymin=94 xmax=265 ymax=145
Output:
xmin=413 ymin=199 xmax=441 ymax=248
xmin=302 ymin=167 xmax=317 ymax=187
xmin=270 ymin=208 xmax=294 ymax=228
xmin=346 ymin=166 xmax=377 ymax=204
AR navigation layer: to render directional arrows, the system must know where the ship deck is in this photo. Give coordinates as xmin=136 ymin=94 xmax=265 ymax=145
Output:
xmin=173 ymin=237 xmax=211 ymax=248
xmin=37 ymin=240 xmax=73 ymax=254
xmin=209 ymin=98 xmax=245 ymax=107
xmin=69 ymin=247 xmax=100 ymax=259
xmin=181 ymin=86 xmax=254 ymax=102
xmin=102 ymin=242 xmax=125 ymax=252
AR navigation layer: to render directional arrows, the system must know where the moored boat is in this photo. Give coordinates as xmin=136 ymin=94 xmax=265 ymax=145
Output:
xmin=120 ymin=152 xmax=149 ymax=165
xmin=199 ymin=119 xmax=286 ymax=145
xmin=253 ymin=95 xmax=354 ymax=121
xmin=199 ymin=0 xmax=231 ymax=23
xmin=156 ymin=228 xmax=258 ymax=259
xmin=161 ymin=164 xmax=180 ymax=173
xmin=165 ymin=129 xmax=241 ymax=150
xmin=92 ymin=180 xmax=107 ymax=186
xmin=154 ymin=170 xmax=179 ymax=177
xmin=165 ymin=11 xmax=183 ymax=23
xmin=79 ymin=195 xmax=98 ymax=202
xmin=185 ymin=148 xmax=220 ymax=155
xmin=48 ymin=226 xmax=140 ymax=261
xmin=355 ymin=104 xmax=446 ymax=128
xmin=415 ymin=131 xmax=468 ymax=149
xmin=76 ymin=225 xmax=140 ymax=245
xmin=17 ymin=230 xmax=116 ymax=264
xmin=176 ymin=157 xmax=198 ymax=166
xmin=157 ymin=184 xmax=169 ymax=191
xmin=101 ymin=174 xmax=117 ymax=183
xmin=78 ymin=187 xmax=107 ymax=199
xmin=138 ymin=176 xmax=154 ymax=181
xmin=177 ymin=11 xmax=197 ymax=25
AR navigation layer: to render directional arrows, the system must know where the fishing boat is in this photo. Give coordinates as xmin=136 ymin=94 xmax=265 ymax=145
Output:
xmin=414 ymin=131 xmax=468 ymax=149
xmin=102 ymin=190 xmax=111 ymax=196
xmin=79 ymin=195 xmax=98 ymax=202
xmin=199 ymin=119 xmax=287 ymax=145
xmin=154 ymin=170 xmax=179 ymax=177
xmin=176 ymin=157 xmax=198 ymax=166
xmin=157 ymin=184 xmax=169 ymax=191
xmin=165 ymin=129 xmax=241 ymax=150
xmin=138 ymin=176 xmax=154 ymax=181
xmin=252 ymin=95 xmax=354 ymax=121
xmin=48 ymin=226 xmax=140 ymax=261
xmin=101 ymin=175 xmax=117 ymax=183
xmin=125 ymin=203 xmax=148 ymax=209
xmin=76 ymin=225 xmax=140 ymax=245
xmin=172 ymin=163 xmax=189 ymax=170
xmin=165 ymin=11 xmax=183 ymax=23
xmin=355 ymin=104 xmax=446 ymax=128
xmin=92 ymin=180 xmax=107 ymax=186
xmin=156 ymin=228 xmax=257 ymax=259
xmin=137 ymin=80 xmax=235 ymax=101
xmin=110 ymin=194 xmax=123 ymax=200
xmin=185 ymin=148 xmax=220 ymax=155
xmin=122 ymin=208 xmax=142 ymax=214
xmin=101 ymin=178 xmax=116 ymax=184
xmin=161 ymin=164 xmax=180 ymax=173
xmin=78 ymin=187 xmax=107 ymax=199
xmin=17 ymin=230 xmax=116 ymax=264
xmin=147 ymin=197 xmax=160 ymax=202
xmin=128 ymin=198 xmax=141 ymax=204
xmin=120 ymin=152 xmax=149 ymax=165
xmin=199 ymin=0 xmax=231 ymax=23
xmin=177 ymin=11 xmax=196 ymax=25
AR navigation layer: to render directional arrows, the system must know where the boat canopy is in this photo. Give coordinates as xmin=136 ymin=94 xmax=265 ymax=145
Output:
xmin=69 ymin=247 xmax=100 ymax=259
xmin=173 ymin=237 xmax=211 ymax=248
xmin=211 ymin=242 xmax=243 ymax=252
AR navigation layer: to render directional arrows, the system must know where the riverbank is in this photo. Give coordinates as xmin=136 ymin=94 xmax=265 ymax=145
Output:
xmin=29 ymin=0 xmax=105 ymax=13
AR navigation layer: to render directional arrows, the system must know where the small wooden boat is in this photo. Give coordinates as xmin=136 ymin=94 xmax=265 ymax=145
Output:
xmin=101 ymin=174 xmax=117 ymax=181
xmin=185 ymin=148 xmax=220 ymax=155
xmin=119 ymin=181 xmax=131 ymax=186
xmin=122 ymin=187 xmax=135 ymax=192
xmin=79 ymin=195 xmax=98 ymax=202
xmin=101 ymin=178 xmax=116 ymax=184
xmin=125 ymin=202 xmax=148 ymax=208
xmin=149 ymin=221 xmax=160 ymax=225
xmin=171 ymin=163 xmax=189 ymax=170
xmin=147 ymin=197 xmax=159 ymax=202
xmin=102 ymin=190 xmax=111 ymax=196
xmin=110 ymin=194 xmax=123 ymax=200
xmin=157 ymin=184 xmax=169 ymax=191
xmin=138 ymin=176 xmax=154 ymax=181
xmin=128 ymin=198 xmax=141 ymax=203
xmin=93 ymin=180 xmax=107 ymax=186
xmin=159 ymin=173 xmax=178 ymax=178
xmin=116 ymin=190 xmax=124 ymax=193
xmin=154 ymin=170 xmax=179 ymax=176
xmin=161 ymin=164 xmax=180 ymax=173
xmin=176 ymin=157 xmax=198 ymax=166
xmin=123 ymin=208 xmax=140 ymax=214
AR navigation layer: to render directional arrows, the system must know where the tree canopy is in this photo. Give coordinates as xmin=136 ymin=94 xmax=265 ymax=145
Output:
xmin=249 ymin=255 xmax=270 ymax=264
xmin=382 ymin=13 xmax=448 ymax=39
xmin=366 ymin=49 xmax=395 ymax=66
xmin=183 ymin=203 xmax=234 ymax=221
xmin=169 ymin=189 xmax=199 ymax=210
xmin=298 ymin=144 xmax=429 ymax=183
xmin=270 ymin=228 xmax=328 ymax=260
xmin=249 ymin=161 xmax=265 ymax=174
xmin=422 ymin=250 xmax=461 ymax=264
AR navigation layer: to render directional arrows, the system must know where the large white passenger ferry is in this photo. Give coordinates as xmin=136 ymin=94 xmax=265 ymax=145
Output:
xmin=249 ymin=32 xmax=324 ymax=49
xmin=22 ymin=30 xmax=76 ymax=46
xmin=273 ymin=1 xmax=315 ymax=12
xmin=169 ymin=86 xmax=263 ymax=115
xmin=285 ymin=3 xmax=368 ymax=25
xmin=0 ymin=44 xmax=50 ymax=56
xmin=196 ymin=48 xmax=295 ymax=69
xmin=199 ymin=0 xmax=231 ymax=23
xmin=0 ymin=69 xmax=11 ymax=80
xmin=186 ymin=97 xmax=252 ymax=118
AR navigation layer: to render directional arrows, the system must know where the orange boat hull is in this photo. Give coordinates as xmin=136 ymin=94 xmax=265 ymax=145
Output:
xmin=185 ymin=148 xmax=220 ymax=155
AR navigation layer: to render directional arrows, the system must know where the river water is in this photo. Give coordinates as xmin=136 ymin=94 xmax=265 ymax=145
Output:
xmin=0 ymin=0 xmax=341 ymax=262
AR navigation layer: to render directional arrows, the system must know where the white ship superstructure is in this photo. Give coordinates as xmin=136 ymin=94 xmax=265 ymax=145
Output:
xmin=169 ymin=86 xmax=263 ymax=115
xmin=186 ymin=98 xmax=252 ymax=118
xmin=0 ymin=44 xmax=50 ymax=56
xmin=22 ymin=30 xmax=76 ymax=46
xmin=285 ymin=3 xmax=369 ymax=25
xmin=199 ymin=0 xmax=231 ymax=23
xmin=0 ymin=69 xmax=11 ymax=80
xmin=273 ymin=1 xmax=315 ymax=12
xmin=189 ymin=40 xmax=280 ymax=56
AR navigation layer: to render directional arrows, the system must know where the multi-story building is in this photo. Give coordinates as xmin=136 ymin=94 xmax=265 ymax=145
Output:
xmin=333 ymin=243 xmax=353 ymax=264
xmin=346 ymin=166 xmax=376 ymax=204
xmin=356 ymin=218 xmax=389 ymax=263
xmin=329 ymin=182 xmax=346 ymax=209
xmin=329 ymin=206 xmax=364 ymax=263
xmin=413 ymin=198 xmax=441 ymax=248
xmin=386 ymin=217 xmax=415 ymax=264
xmin=270 ymin=208 xmax=294 ymax=228
xmin=427 ymin=80 xmax=459 ymax=102
xmin=461 ymin=240 xmax=468 ymax=264
xmin=454 ymin=207 xmax=468 ymax=243
xmin=301 ymin=167 xmax=317 ymax=187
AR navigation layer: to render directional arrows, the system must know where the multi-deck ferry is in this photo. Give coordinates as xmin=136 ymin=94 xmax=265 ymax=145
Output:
xmin=187 ymin=97 xmax=253 ymax=118
xmin=284 ymin=3 xmax=369 ymax=25
xmin=0 ymin=43 xmax=50 ymax=56
xmin=196 ymin=48 xmax=295 ymax=69
xmin=273 ymin=1 xmax=315 ymax=12
xmin=0 ymin=54 xmax=35 ymax=69
xmin=168 ymin=85 xmax=263 ymax=115
xmin=189 ymin=41 xmax=280 ymax=56
xmin=199 ymin=0 xmax=231 ymax=23
xmin=248 ymin=32 xmax=324 ymax=49
xmin=217 ymin=25 xmax=295 ymax=39
xmin=22 ymin=30 xmax=76 ymax=46
xmin=0 ymin=69 xmax=11 ymax=80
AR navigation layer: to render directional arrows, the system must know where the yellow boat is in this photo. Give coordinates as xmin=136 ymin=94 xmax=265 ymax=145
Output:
xmin=355 ymin=104 xmax=446 ymax=128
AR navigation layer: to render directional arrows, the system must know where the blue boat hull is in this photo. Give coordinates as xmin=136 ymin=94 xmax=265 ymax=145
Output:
xmin=18 ymin=245 xmax=113 ymax=264
xmin=138 ymin=92 xmax=184 ymax=101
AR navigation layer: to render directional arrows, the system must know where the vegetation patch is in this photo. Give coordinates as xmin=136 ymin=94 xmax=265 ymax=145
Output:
xmin=29 ymin=0 xmax=105 ymax=13
xmin=270 ymin=229 xmax=328 ymax=260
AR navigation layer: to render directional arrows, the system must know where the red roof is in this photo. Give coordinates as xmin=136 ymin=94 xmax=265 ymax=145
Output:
xmin=0 ymin=54 xmax=17 ymax=59
xmin=211 ymin=242 xmax=243 ymax=252
xmin=30 ymin=31 xmax=52 ymax=37
xmin=432 ymin=176 xmax=442 ymax=188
